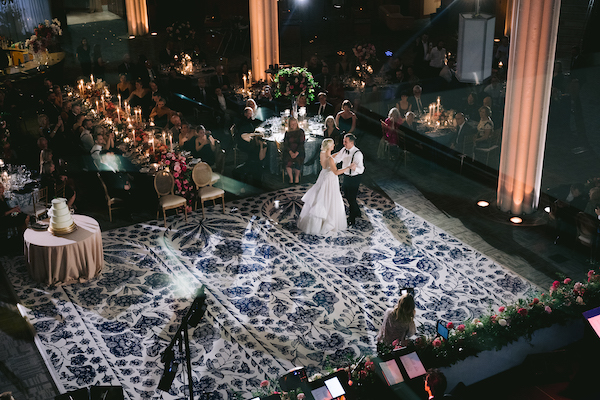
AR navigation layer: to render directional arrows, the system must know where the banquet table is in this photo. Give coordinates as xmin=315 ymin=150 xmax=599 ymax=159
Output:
xmin=24 ymin=215 xmax=104 ymax=286
xmin=414 ymin=123 xmax=454 ymax=147
xmin=258 ymin=117 xmax=325 ymax=177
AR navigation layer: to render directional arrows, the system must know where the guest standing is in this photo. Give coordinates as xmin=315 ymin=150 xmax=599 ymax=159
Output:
xmin=76 ymin=38 xmax=92 ymax=76
xmin=92 ymin=44 xmax=106 ymax=80
xmin=283 ymin=117 xmax=305 ymax=184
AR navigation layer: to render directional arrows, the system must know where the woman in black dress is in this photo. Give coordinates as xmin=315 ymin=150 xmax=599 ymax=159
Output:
xmin=126 ymin=79 xmax=152 ymax=119
xmin=283 ymin=117 xmax=305 ymax=184
xmin=76 ymin=38 xmax=92 ymax=76
xmin=335 ymin=99 xmax=357 ymax=135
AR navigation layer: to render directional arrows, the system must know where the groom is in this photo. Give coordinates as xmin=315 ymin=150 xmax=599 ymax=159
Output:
xmin=333 ymin=133 xmax=365 ymax=225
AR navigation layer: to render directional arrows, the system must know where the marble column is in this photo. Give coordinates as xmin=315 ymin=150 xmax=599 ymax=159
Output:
xmin=249 ymin=0 xmax=279 ymax=83
xmin=497 ymin=0 xmax=561 ymax=214
xmin=125 ymin=0 xmax=149 ymax=36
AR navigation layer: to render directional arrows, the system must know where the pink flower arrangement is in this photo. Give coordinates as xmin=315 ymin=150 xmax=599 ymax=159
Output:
xmin=447 ymin=322 xmax=454 ymax=329
xmin=532 ymin=298 xmax=539 ymax=304
xmin=456 ymin=324 xmax=465 ymax=332
xmin=545 ymin=306 xmax=552 ymax=313
xmin=517 ymin=308 xmax=528 ymax=316
xmin=432 ymin=339 xmax=442 ymax=348
xmin=498 ymin=306 xmax=505 ymax=312
xmin=564 ymin=278 xmax=572 ymax=284
xmin=161 ymin=152 xmax=194 ymax=207
xmin=260 ymin=380 xmax=269 ymax=388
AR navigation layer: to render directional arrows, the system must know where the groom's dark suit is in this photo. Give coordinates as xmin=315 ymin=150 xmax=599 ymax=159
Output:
xmin=334 ymin=144 xmax=365 ymax=224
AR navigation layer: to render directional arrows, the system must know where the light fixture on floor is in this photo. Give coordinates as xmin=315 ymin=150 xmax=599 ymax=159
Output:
xmin=510 ymin=216 xmax=523 ymax=224
xmin=544 ymin=206 xmax=551 ymax=213
xmin=151 ymin=32 xmax=157 ymax=36
xmin=477 ymin=200 xmax=489 ymax=207
xmin=129 ymin=35 xmax=135 ymax=39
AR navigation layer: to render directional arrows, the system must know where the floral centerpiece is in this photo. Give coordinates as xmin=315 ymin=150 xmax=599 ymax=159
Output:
xmin=166 ymin=21 xmax=195 ymax=42
xmin=352 ymin=43 xmax=377 ymax=81
xmin=25 ymin=19 xmax=62 ymax=54
xmin=272 ymin=67 xmax=317 ymax=103
xmin=161 ymin=152 xmax=194 ymax=211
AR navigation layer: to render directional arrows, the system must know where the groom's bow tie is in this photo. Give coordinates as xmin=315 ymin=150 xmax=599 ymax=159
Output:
xmin=344 ymin=149 xmax=350 ymax=154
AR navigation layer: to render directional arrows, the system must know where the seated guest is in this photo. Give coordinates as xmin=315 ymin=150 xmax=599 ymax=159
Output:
xmin=395 ymin=91 xmax=412 ymax=117
xmin=149 ymin=97 xmax=173 ymax=126
xmin=381 ymin=107 xmax=403 ymax=147
xmin=126 ymin=79 xmax=152 ymax=119
xmin=474 ymin=106 xmax=494 ymax=149
xmin=326 ymin=76 xmax=345 ymax=112
xmin=297 ymin=94 xmax=308 ymax=110
xmin=53 ymin=85 xmax=63 ymax=109
xmin=424 ymin=369 xmax=450 ymax=400
xmin=38 ymin=114 xmax=64 ymax=151
xmin=462 ymin=91 xmax=479 ymax=120
xmin=585 ymin=187 xmax=600 ymax=216
xmin=210 ymin=65 xmax=230 ymax=91
xmin=37 ymin=137 xmax=49 ymax=172
xmin=190 ymin=77 xmax=209 ymax=105
xmin=67 ymin=103 xmax=82 ymax=134
xmin=314 ymin=64 xmax=332 ymax=92
xmin=235 ymin=107 xmax=259 ymax=144
xmin=409 ymin=85 xmax=427 ymax=115
xmin=177 ymin=123 xmax=192 ymax=147
xmin=257 ymin=85 xmax=278 ymax=113
xmin=159 ymin=41 xmax=176 ymax=66
xmin=168 ymin=113 xmax=184 ymax=144
xmin=0 ymin=182 xmax=29 ymax=236
xmin=406 ymin=66 xmax=420 ymax=87
xmin=60 ymin=100 xmax=72 ymax=129
xmin=283 ymin=117 xmax=305 ymax=184
xmin=182 ymin=125 xmax=216 ymax=165
xmin=323 ymin=116 xmax=341 ymax=148
xmin=211 ymin=87 xmax=237 ymax=128
xmin=450 ymin=112 xmax=475 ymax=154
xmin=40 ymin=148 xmax=53 ymax=174
xmin=116 ymin=73 xmax=133 ymax=99
xmin=41 ymin=161 xmax=76 ymax=208
xmin=90 ymin=131 xmax=106 ymax=166
xmin=376 ymin=292 xmax=416 ymax=346
xmin=402 ymin=111 xmax=417 ymax=131
xmin=311 ymin=92 xmax=334 ymax=118
xmin=149 ymin=81 xmax=160 ymax=98
xmin=41 ymin=90 xmax=61 ymax=125
xmin=80 ymin=119 xmax=94 ymax=153
xmin=304 ymin=54 xmax=322 ymax=77
xmin=232 ymin=133 xmax=268 ymax=187
xmin=246 ymin=98 xmax=258 ymax=119
xmin=138 ymin=59 xmax=158 ymax=85
xmin=117 ymin=53 xmax=135 ymax=81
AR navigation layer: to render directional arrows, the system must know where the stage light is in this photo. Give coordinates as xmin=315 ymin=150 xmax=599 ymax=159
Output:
xmin=128 ymin=35 xmax=135 ymax=39
xmin=544 ymin=206 xmax=551 ymax=213
xmin=157 ymin=360 xmax=179 ymax=392
xmin=187 ymin=287 xmax=207 ymax=327
xmin=385 ymin=51 xmax=393 ymax=57
xmin=510 ymin=217 xmax=523 ymax=224
xmin=151 ymin=32 xmax=157 ymax=36
xmin=477 ymin=201 xmax=489 ymax=207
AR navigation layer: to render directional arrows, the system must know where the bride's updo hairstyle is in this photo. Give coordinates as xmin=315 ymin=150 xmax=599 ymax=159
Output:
xmin=321 ymin=138 xmax=334 ymax=151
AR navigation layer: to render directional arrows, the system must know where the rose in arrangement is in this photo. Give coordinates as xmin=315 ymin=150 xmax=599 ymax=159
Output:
xmin=272 ymin=67 xmax=317 ymax=103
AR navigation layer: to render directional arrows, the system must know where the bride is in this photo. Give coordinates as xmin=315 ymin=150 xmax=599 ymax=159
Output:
xmin=298 ymin=138 xmax=355 ymax=235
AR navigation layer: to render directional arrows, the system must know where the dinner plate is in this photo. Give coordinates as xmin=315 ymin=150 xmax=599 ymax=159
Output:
xmin=30 ymin=222 xmax=49 ymax=231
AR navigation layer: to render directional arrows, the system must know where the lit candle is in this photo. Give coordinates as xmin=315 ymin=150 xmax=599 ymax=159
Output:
xmin=117 ymin=108 xmax=120 ymax=121
xmin=150 ymin=137 xmax=155 ymax=152
xmin=162 ymin=131 xmax=166 ymax=144
xmin=498 ymin=61 xmax=503 ymax=68
xmin=90 ymin=74 xmax=94 ymax=85
xmin=243 ymin=75 xmax=247 ymax=90
xmin=169 ymin=133 xmax=173 ymax=152
xmin=96 ymin=100 xmax=99 ymax=111
xmin=248 ymin=70 xmax=252 ymax=83
xmin=118 ymin=94 xmax=121 ymax=109
xmin=132 ymin=129 xmax=135 ymax=142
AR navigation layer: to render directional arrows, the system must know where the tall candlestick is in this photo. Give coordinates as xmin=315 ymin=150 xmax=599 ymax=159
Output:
xmin=118 ymin=94 xmax=121 ymax=109
xmin=243 ymin=75 xmax=247 ymax=90
xmin=169 ymin=133 xmax=173 ymax=152
xmin=96 ymin=100 xmax=99 ymax=111
xmin=117 ymin=108 xmax=120 ymax=121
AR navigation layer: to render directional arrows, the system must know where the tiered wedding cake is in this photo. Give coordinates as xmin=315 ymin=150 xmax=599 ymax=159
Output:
xmin=48 ymin=198 xmax=76 ymax=235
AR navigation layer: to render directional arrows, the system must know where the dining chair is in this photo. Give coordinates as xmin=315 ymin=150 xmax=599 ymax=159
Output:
xmin=97 ymin=173 xmax=125 ymax=222
xmin=154 ymin=170 xmax=188 ymax=227
xmin=575 ymin=212 xmax=598 ymax=263
xmin=192 ymin=162 xmax=225 ymax=218
xmin=55 ymin=181 xmax=66 ymax=198
xmin=31 ymin=186 xmax=49 ymax=220
xmin=473 ymin=129 xmax=501 ymax=166
xmin=230 ymin=124 xmax=240 ymax=167
xmin=275 ymin=141 xmax=286 ymax=182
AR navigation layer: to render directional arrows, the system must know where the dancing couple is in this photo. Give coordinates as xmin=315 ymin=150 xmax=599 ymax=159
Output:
xmin=297 ymin=133 xmax=364 ymax=235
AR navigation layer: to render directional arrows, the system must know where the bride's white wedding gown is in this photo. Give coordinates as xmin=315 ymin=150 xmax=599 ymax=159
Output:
xmin=297 ymin=156 xmax=347 ymax=235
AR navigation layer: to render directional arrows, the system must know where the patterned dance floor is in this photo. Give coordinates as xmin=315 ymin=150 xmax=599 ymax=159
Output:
xmin=3 ymin=185 xmax=536 ymax=399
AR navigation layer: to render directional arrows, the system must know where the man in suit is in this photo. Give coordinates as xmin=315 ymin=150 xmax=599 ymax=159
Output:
xmin=117 ymin=54 xmax=136 ymax=81
xmin=311 ymin=92 xmax=334 ymax=118
xmin=450 ymin=112 xmax=475 ymax=155
xmin=138 ymin=59 xmax=158 ymax=85
xmin=414 ymin=33 xmax=430 ymax=72
xmin=210 ymin=65 xmax=230 ymax=91
xmin=409 ymin=85 xmax=427 ymax=115
xmin=314 ymin=64 xmax=332 ymax=92
xmin=159 ymin=41 xmax=176 ymax=66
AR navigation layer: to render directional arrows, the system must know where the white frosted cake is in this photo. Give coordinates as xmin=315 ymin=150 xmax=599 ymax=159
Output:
xmin=49 ymin=198 xmax=75 ymax=233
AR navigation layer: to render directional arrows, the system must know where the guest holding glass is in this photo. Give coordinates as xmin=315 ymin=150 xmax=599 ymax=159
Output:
xmin=283 ymin=117 xmax=305 ymax=184
xmin=335 ymin=100 xmax=357 ymax=135
xmin=376 ymin=292 xmax=417 ymax=346
xmin=323 ymin=116 xmax=341 ymax=148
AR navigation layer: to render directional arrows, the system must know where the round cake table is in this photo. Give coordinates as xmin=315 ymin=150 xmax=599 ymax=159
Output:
xmin=24 ymin=215 xmax=104 ymax=286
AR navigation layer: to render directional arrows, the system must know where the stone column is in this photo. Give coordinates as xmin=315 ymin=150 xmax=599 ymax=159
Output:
xmin=497 ymin=0 xmax=561 ymax=214
xmin=125 ymin=0 xmax=149 ymax=36
xmin=249 ymin=0 xmax=279 ymax=83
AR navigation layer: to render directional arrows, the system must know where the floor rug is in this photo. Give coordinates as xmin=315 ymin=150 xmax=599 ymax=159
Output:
xmin=2 ymin=185 xmax=537 ymax=399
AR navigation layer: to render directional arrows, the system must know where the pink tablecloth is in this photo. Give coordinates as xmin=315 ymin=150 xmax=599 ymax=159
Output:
xmin=24 ymin=215 xmax=104 ymax=286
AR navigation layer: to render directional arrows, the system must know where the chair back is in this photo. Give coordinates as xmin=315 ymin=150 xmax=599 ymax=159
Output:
xmin=55 ymin=181 xmax=66 ymax=198
xmin=97 ymin=173 xmax=111 ymax=201
xmin=154 ymin=170 xmax=175 ymax=197
xmin=576 ymin=212 xmax=598 ymax=246
xmin=192 ymin=162 xmax=214 ymax=188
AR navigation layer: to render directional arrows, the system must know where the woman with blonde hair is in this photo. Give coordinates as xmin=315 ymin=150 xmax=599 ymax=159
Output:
xmin=297 ymin=138 xmax=355 ymax=235
xmin=376 ymin=293 xmax=417 ymax=345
